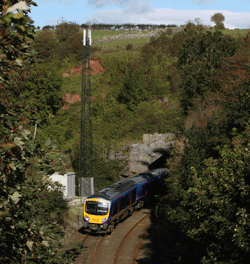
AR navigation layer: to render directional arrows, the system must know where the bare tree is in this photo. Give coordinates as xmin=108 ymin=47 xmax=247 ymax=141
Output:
xmin=194 ymin=18 xmax=202 ymax=26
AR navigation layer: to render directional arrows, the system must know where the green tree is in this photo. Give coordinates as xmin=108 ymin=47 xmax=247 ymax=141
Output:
xmin=33 ymin=30 xmax=58 ymax=61
xmin=211 ymin=13 xmax=225 ymax=29
xmin=117 ymin=64 xmax=149 ymax=110
xmin=55 ymin=21 xmax=81 ymax=43
xmin=0 ymin=1 xmax=84 ymax=262
xmin=167 ymin=125 xmax=250 ymax=263
xmin=0 ymin=107 xmax=84 ymax=262
xmin=65 ymin=30 xmax=82 ymax=62
xmin=177 ymin=30 xmax=238 ymax=112
xmin=23 ymin=62 xmax=63 ymax=123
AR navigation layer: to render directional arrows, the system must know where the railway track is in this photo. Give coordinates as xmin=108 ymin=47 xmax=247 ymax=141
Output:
xmin=113 ymin=213 xmax=150 ymax=264
xmin=82 ymin=208 xmax=151 ymax=264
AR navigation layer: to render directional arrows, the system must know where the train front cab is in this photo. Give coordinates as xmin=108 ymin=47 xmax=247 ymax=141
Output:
xmin=83 ymin=198 xmax=111 ymax=233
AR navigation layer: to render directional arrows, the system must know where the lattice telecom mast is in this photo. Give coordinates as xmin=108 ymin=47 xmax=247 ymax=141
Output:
xmin=79 ymin=29 xmax=93 ymax=189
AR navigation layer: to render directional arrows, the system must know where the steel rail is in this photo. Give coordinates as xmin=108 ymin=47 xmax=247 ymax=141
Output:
xmin=113 ymin=213 xmax=150 ymax=264
xmin=89 ymin=235 xmax=107 ymax=264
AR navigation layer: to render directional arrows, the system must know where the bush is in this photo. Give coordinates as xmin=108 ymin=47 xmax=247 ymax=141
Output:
xmin=216 ymin=22 xmax=226 ymax=30
xmin=167 ymin=125 xmax=250 ymax=263
xmin=166 ymin=28 xmax=173 ymax=35
xmin=117 ymin=65 xmax=149 ymax=110
xmin=23 ymin=62 xmax=63 ymax=123
xmin=65 ymin=31 xmax=82 ymax=62
xmin=126 ymin=43 xmax=134 ymax=50
xmin=0 ymin=106 xmax=84 ymax=263
xmin=34 ymin=30 xmax=58 ymax=61
xmin=55 ymin=21 xmax=81 ymax=43
xmin=177 ymin=30 xmax=238 ymax=112
xmin=39 ymin=183 xmax=69 ymax=225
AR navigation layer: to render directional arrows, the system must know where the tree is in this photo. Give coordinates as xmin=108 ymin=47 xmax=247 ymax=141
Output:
xmin=117 ymin=65 xmax=149 ymax=110
xmin=33 ymin=30 xmax=58 ymax=61
xmin=23 ymin=62 xmax=63 ymax=123
xmin=167 ymin=125 xmax=250 ymax=263
xmin=1 ymin=1 xmax=84 ymax=262
xmin=211 ymin=13 xmax=225 ymax=29
xmin=177 ymin=30 xmax=238 ymax=112
xmin=42 ymin=25 xmax=54 ymax=31
xmin=55 ymin=21 xmax=81 ymax=43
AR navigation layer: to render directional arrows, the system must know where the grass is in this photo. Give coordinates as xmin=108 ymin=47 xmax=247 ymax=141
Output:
xmin=90 ymin=29 xmax=149 ymax=41
xmin=60 ymin=201 xmax=84 ymax=230
xmin=61 ymin=74 xmax=82 ymax=96
xmin=99 ymin=37 xmax=150 ymax=48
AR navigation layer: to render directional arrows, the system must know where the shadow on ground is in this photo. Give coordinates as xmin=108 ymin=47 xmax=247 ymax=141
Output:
xmin=136 ymin=199 xmax=206 ymax=264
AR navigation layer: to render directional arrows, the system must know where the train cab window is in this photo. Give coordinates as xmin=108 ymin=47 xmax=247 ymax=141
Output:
xmin=85 ymin=201 xmax=109 ymax=215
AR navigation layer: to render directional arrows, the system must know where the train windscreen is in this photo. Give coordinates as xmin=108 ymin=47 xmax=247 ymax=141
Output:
xmin=85 ymin=201 xmax=109 ymax=215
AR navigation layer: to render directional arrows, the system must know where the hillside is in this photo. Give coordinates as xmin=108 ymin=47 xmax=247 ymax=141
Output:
xmin=2 ymin=13 xmax=250 ymax=262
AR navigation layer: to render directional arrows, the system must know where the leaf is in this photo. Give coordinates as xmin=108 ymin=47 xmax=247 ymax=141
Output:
xmin=15 ymin=58 xmax=22 ymax=66
xmin=21 ymin=129 xmax=30 ymax=140
xmin=31 ymin=1 xmax=38 ymax=7
xmin=13 ymin=13 xmax=24 ymax=19
xmin=14 ymin=137 xmax=24 ymax=147
xmin=11 ymin=162 xmax=16 ymax=171
xmin=45 ymin=138 xmax=52 ymax=147
xmin=10 ymin=191 xmax=22 ymax=204
xmin=41 ymin=240 xmax=49 ymax=248
xmin=6 ymin=2 xmax=30 ymax=14
xmin=26 ymin=241 xmax=34 ymax=251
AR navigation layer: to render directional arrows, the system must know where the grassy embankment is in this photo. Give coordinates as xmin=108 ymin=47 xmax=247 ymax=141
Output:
xmin=39 ymin=29 xmax=183 ymax=150
xmin=37 ymin=28 xmax=249 ymax=168
xmin=40 ymin=26 xmax=250 ymax=235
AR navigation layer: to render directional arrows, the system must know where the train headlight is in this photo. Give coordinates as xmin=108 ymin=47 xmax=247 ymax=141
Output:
xmin=102 ymin=217 xmax=107 ymax=223
xmin=85 ymin=216 xmax=90 ymax=222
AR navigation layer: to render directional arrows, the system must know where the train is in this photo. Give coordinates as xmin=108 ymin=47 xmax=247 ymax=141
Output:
xmin=82 ymin=168 xmax=169 ymax=233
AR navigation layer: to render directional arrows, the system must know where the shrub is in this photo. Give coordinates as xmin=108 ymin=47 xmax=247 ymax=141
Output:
xmin=23 ymin=62 xmax=63 ymax=123
xmin=55 ymin=21 xmax=81 ymax=43
xmin=117 ymin=63 xmax=151 ymax=110
xmin=167 ymin=125 xmax=250 ymax=263
xmin=39 ymin=183 xmax=69 ymax=225
xmin=215 ymin=22 xmax=226 ymax=30
xmin=34 ymin=30 xmax=58 ymax=61
xmin=65 ymin=31 xmax=82 ymax=62
xmin=166 ymin=28 xmax=173 ymax=35
xmin=0 ymin=106 xmax=84 ymax=263
xmin=126 ymin=43 xmax=134 ymax=50
xmin=177 ymin=30 xmax=238 ymax=112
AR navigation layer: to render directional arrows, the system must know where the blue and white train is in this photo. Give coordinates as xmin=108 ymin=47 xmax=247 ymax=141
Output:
xmin=82 ymin=168 xmax=169 ymax=233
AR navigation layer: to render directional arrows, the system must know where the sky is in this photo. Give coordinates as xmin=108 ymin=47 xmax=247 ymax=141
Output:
xmin=28 ymin=0 xmax=250 ymax=30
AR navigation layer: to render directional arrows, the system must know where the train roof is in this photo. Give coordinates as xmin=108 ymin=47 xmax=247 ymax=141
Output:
xmin=88 ymin=168 xmax=169 ymax=201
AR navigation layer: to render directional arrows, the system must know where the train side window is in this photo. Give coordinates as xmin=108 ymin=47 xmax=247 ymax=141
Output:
xmin=132 ymin=188 xmax=136 ymax=203
xmin=112 ymin=200 xmax=118 ymax=216
xmin=120 ymin=192 xmax=130 ymax=210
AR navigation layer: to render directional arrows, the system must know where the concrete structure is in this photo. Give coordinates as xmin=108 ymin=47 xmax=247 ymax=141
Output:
xmin=48 ymin=172 xmax=75 ymax=199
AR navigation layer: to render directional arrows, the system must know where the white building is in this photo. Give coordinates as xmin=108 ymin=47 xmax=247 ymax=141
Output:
xmin=48 ymin=172 xmax=75 ymax=199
